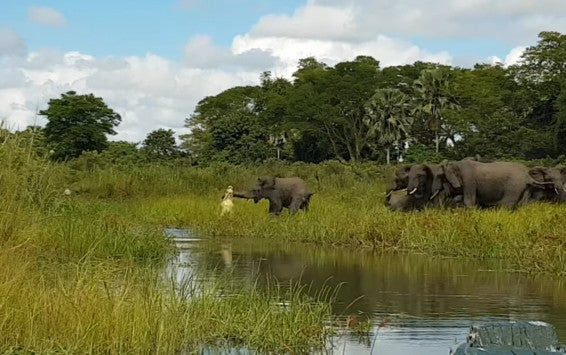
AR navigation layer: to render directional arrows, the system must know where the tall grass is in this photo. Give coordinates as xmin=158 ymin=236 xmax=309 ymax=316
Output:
xmin=0 ymin=256 xmax=333 ymax=353
xmin=60 ymin=151 xmax=566 ymax=275
xmin=0 ymin=131 xmax=336 ymax=353
xmin=125 ymin=184 xmax=566 ymax=275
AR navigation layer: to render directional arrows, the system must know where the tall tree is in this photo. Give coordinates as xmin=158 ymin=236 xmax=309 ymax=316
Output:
xmin=365 ymin=88 xmax=413 ymax=164
xmin=141 ymin=128 xmax=180 ymax=161
xmin=182 ymin=86 xmax=274 ymax=164
xmin=40 ymin=91 xmax=121 ymax=160
xmin=511 ymin=31 xmax=566 ymax=157
xmin=288 ymin=56 xmax=381 ymax=161
xmin=413 ymin=69 xmax=459 ymax=153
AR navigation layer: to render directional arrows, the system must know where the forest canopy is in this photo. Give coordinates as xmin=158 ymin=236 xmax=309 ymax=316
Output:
xmin=29 ymin=31 xmax=566 ymax=166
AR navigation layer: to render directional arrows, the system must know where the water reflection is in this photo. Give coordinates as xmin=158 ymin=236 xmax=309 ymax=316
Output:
xmin=165 ymin=229 xmax=566 ymax=354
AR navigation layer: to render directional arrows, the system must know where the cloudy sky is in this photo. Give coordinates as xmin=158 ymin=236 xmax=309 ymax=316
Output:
xmin=1 ymin=0 xmax=565 ymax=142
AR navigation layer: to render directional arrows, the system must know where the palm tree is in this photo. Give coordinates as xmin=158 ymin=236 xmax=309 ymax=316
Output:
xmin=413 ymin=69 xmax=459 ymax=153
xmin=365 ymin=88 xmax=413 ymax=164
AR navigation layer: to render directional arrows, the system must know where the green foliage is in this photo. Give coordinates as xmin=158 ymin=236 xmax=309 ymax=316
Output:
xmin=412 ymin=68 xmax=460 ymax=153
xmin=141 ymin=128 xmax=181 ymax=161
xmin=365 ymin=88 xmax=413 ymax=164
xmin=182 ymin=86 xmax=275 ymax=164
xmin=403 ymin=144 xmax=445 ymax=163
xmin=40 ymin=91 xmax=121 ymax=161
xmin=178 ymin=33 xmax=566 ymax=164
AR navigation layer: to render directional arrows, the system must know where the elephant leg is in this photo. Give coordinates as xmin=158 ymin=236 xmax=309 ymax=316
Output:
xmin=462 ymin=184 xmax=477 ymax=207
xmin=268 ymin=199 xmax=283 ymax=215
xmin=499 ymin=191 xmax=523 ymax=210
xmin=289 ymin=196 xmax=303 ymax=214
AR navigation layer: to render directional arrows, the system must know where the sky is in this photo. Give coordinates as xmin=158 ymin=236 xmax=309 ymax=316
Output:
xmin=1 ymin=0 xmax=566 ymax=143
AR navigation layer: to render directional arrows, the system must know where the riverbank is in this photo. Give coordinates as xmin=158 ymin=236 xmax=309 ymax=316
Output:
xmin=0 ymin=137 xmax=336 ymax=353
xmin=123 ymin=190 xmax=566 ymax=275
xmin=1 ymin=132 xmax=565 ymax=351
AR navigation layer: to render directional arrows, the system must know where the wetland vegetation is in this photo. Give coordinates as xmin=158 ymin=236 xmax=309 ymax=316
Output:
xmin=1 ymin=30 xmax=566 ymax=352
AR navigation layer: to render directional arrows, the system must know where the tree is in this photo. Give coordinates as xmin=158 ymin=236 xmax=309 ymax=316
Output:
xmin=511 ymin=31 xmax=566 ymax=157
xmin=100 ymin=141 xmax=140 ymax=165
xmin=413 ymin=69 xmax=459 ymax=153
xmin=288 ymin=56 xmax=381 ymax=161
xmin=141 ymin=129 xmax=180 ymax=161
xmin=258 ymin=72 xmax=293 ymax=160
xmin=40 ymin=91 xmax=121 ymax=160
xmin=365 ymin=88 xmax=413 ymax=164
xmin=182 ymin=86 xmax=274 ymax=164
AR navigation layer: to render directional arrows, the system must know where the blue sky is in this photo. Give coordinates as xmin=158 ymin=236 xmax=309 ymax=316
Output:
xmin=1 ymin=0 xmax=565 ymax=141
xmin=1 ymin=0 xmax=304 ymax=60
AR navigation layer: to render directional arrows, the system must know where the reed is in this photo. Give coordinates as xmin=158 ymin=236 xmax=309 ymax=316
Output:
xmin=0 ymin=131 xmax=336 ymax=353
xmin=0 ymin=257 xmax=333 ymax=353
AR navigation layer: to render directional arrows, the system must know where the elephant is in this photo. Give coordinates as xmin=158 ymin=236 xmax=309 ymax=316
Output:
xmin=232 ymin=176 xmax=313 ymax=215
xmin=385 ymin=165 xmax=412 ymax=197
xmin=442 ymin=160 xmax=545 ymax=209
xmin=528 ymin=166 xmax=566 ymax=203
xmin=385 ymin=192 xmax=425 ymax=211
xmin=404 ymin=163 xmax=463 ymax=209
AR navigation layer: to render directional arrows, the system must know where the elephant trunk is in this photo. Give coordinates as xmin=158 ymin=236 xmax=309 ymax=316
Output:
xmin=232 ymin=191 xmax=255 ymax=200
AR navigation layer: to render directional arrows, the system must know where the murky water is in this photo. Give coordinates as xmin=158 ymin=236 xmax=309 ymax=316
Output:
xmin=165 ymin=228 xmax=566 ymax=354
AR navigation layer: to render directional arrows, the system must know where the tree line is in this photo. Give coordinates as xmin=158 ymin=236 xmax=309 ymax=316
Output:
xmin=10 ymin=31 xmax=566 ymax=166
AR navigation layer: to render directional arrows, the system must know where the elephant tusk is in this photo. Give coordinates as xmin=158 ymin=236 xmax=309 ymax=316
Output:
xmin=385 ymin=191 xmax=392 ymax=198
xmin=429 ymin=190 xmax=439 ymax=200
xmin=408 ymin=188 xmax=417 ymax=195
xmin=555 ymin=187 xmax=560 ymax=195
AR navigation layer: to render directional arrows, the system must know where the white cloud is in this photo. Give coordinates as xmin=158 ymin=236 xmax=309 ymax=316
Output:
xmin=309 ymin=0 xmax=566 ymax=42
xmin=0 ymin=28 xmax=26 ymax=56
xmin=0 ymin=49 xmax=258 ymax=142
xmin=486 ymin=46 xmax=526 ymax=67
xmin=233 ymin=34 xmax=451 ymax=77
xmin=28 ymin=6 xmax=66 ymax=27
xmin=1 ymin=0 xmax=557 ymax=143
xmin=183 ymin=35 xmax=277 ymax=70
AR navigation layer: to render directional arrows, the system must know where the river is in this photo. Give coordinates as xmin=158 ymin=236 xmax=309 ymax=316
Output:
xmin=165 ymin=228 xmax=566 ymax=354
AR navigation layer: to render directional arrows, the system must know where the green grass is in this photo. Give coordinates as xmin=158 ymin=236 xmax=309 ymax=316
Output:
xmin=0 ymin=257 xmax=333 ymax=353
xmin=0 ymin=132 xmax=336 ymax=353
xmin=121 ymin=185 xmax=566 ymax=275
xmin=1 ymin=128 xmax=565 ymax=353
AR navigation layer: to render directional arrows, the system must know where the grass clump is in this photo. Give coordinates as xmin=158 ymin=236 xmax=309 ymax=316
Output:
xmin=0 ymin=257 xmax=333 ymax=353
xmin=0 ymin=131 xmax=337 ymax=353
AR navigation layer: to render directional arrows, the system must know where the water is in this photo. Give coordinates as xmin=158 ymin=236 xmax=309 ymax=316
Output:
xmin=165 ymin=228 xmax=566 ymax=354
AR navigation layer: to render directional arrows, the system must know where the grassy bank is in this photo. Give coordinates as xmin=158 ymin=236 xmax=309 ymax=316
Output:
xmin=1 ymin=130 xmax=566 ymax=352
xmin=61 ymin=156 xmax=566 ymax=275
xmin=0 ymin=134 xmax=335 ymax=353
xmin=121 ymin=186 xmax=566 ymax=275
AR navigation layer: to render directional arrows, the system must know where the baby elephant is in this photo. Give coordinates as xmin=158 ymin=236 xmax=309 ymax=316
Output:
xmin=232 ymin=176 xmax=313 ymax=215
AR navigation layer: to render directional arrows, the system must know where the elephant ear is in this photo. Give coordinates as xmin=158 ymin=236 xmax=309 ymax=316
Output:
xmin=259 ymin=176 xmax=276 ymax=189
xmin=528 ymin=167 xmax=547 ymax=182
xmin=426 ymin=164 xmax=444 ymax=191
xmin=443 ymin=163 xmax=462 ymax=189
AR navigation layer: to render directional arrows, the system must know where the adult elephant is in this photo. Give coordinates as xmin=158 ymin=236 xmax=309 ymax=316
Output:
xmin=442 ymin=160 xmax=543 ymax=209
xmin=528 ymin=166 xmax=566 ymax=203
xmin=232 ymin=176 xmax=313 ymax=215
xmin=405 ymin=163 xmax=463 ymax=209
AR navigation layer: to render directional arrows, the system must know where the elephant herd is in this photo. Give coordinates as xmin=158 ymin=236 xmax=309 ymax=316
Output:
xmin=386 ymin=157 xmax=566 ymax=211
xmin=226 ymin=158 xmax=565 ymax=215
